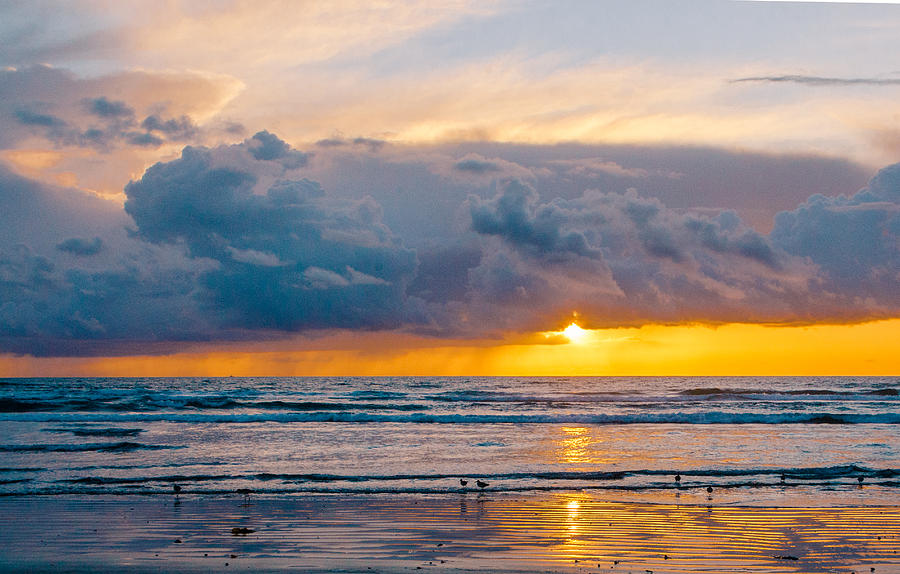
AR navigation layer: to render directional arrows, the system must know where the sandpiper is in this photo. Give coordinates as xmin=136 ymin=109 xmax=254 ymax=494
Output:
xmin=476 ymin=480 xmax=489 ymax=489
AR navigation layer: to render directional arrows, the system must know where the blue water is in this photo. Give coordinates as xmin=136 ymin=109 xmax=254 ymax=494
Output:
xmin=1 ymin=376 xmax=897 ymax=504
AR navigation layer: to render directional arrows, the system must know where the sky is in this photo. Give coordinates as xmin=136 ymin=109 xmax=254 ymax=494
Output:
xmin=1 ymin=0 xmax=899 ymax=376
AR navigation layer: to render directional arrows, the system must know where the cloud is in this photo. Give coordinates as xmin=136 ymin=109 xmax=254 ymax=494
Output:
xmin=0 ymin=163 xmax=214 ymax=355
xmin=469 ymin=180 xmax=600 ymax=260
xmin=124 ymin=132 xmax=422 ymax=332
xmin=0 ymin=132 xmax=426 ymax=355
xmin=455 ymin=157 xmax=503 ymax=175
xmin=459 ymin=178 xmax=805 ymax=333
xmin=547 ymin=158 xmax=659 ymax=179
xmin=352 ymin=137 xmax=386 ymax=152
xmin=84 ymin=97 xmax=135 ymax=119
xmin=731 ymin=75 xmax=900 ymax=87
xmin=0 ymin=65 xmax=241 ymax=153
xmin=314 ymin=137 xmax=386 ymax=152
xmin=246 ymin=130 xmax=310 ymax=167
xmin=14 ymin=108 xmax=68 ymax=128
xmin=458 ymin=162 xmax=900 ymax=332
xmin=771 ymin=163 xmax=900 ymax=308
xmin=408 ymin=243 xmax=482 ymax=303
xmin=0 ymin=242 xmax=213 ymax=357
xmin=141 ymin=114 xmax=197 ymax=141
xmin=56 ymin=237 xmax=103 ymax=256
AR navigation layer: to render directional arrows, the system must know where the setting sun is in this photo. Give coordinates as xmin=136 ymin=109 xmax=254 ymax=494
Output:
xmin=562 ymin=323 xmax=590 ymax=344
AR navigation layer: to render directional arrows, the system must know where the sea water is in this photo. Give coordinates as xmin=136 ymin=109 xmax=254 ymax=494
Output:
xmin=1 ymin=377 xmax=897 ymax=505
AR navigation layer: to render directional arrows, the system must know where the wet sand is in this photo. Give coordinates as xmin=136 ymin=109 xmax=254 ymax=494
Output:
xmin=1 ymin=493 xmax=899 ymax=573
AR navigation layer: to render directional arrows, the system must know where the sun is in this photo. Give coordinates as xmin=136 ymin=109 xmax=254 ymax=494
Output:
xmin=562 ymin=323 xmax=589 ymax=344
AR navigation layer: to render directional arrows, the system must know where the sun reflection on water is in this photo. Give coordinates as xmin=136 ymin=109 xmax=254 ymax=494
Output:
xmin=556 ymin=426 xmax=616 ymax=466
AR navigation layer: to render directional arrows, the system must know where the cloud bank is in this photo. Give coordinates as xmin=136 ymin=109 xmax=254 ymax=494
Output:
xmin=1 ymin=130 xmax=898 ymax=356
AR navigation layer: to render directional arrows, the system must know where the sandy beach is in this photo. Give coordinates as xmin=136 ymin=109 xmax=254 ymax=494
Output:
xmin=2 ymin=493 xmax=898 ymax=573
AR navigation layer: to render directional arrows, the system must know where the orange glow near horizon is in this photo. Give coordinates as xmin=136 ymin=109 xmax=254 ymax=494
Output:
xmin=0 ymin=319 xmax=898 ymax=377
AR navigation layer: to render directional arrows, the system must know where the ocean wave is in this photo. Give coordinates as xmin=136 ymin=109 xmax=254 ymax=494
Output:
xmin=344 ymin=390 xmax=409 ymax=400
xmin=3 ymin=411 xmax=898 ymax=425
xmin=0 ymin=442 xmax=183 ymax=453
xmin=426 ymin=388 xmax=899 ymax=404
xmin=0 ymin=396 xmax=428 ymax=413
xmin=679 ymin=387 xmax=898 ymax=398
xmin=44 ymin=427 xmax=144 ymax=437
xmin=47 ymin=465 xmax=900 ymax=487
xmin=17 ymin=477 xmax=900 ymax=498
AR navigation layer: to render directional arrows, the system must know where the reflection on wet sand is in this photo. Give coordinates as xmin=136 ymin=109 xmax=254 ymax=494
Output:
xmin=1 ymin=494 xmax=898 ymax=573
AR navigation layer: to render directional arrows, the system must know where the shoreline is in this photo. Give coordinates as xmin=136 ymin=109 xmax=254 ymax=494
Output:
xmin=2 ymin=492 xmax=898 ymax=573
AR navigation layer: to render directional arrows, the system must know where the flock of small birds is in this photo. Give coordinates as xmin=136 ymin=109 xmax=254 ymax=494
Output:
xmin=458 ymin=478 xmax=490 ymax=489
xmin=167 ymin=472 xmax=871 ymax=498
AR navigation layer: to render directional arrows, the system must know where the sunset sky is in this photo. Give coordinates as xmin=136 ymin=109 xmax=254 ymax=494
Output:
xmin=1 ymin=0 xmax=899 ymax=375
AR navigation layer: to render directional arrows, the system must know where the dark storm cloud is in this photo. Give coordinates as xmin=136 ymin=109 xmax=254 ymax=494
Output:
xmin=408 ymin=243 xmax=482 ymax=303
xmin=459 ymin=163 xmax=900 ymax=331
xmin=469 ymin=180 xmax=599 ymax=260
xmin=459 ymin=179 xmax=800 ymax=332
xmin=56 ymin=237 xmax=103 ymax=256
xmin=771 ymin=163 xmax=900 ymax=304
xmin=0 ymin=165 xmax=209 ymax=356
xmin=0 ymin=242 xmax=212 ymax=357
xmin=0 ymin=132 xmax=423 ymax=355
xmin=731 ymin=74 xmax=900 ymax=87
xmin=124 ymin=133 xmax=421 ymax=332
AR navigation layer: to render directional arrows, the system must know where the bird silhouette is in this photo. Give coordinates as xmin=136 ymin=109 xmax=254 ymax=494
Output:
xmin=858 ymin=476 xmax=865 ymax=484
xmin=459 ymin=479 xmax=468 ymax=486
xmin=476 ymin=480 xmax=489 ymax=489
xmin=674 ymin=474 xmax=681 ymax=483
xmin=173 ymin=484 xmax=182 ymax=494
xmin=706 ymin=486 xmax=713 ymax=494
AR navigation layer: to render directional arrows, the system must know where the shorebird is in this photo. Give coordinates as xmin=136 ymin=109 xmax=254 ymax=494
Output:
xmin=459 ymin=479 xmax=468 ymax=486
xmin=476 ymin=480 xmax=489 ymax=489
xmin=173 ymin=484 xmax=182 ymax=494
xmin=706 ymin=486 xmax=713 ymax=494
xmin=858 ymin=476 xmax=865 ymax=484
xmin=674 ymin=474 xmax=681 ymax=483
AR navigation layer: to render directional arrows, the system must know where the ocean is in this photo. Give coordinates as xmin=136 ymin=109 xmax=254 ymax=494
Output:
xmin=1 ymin=376 xmax=898 ymax=506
